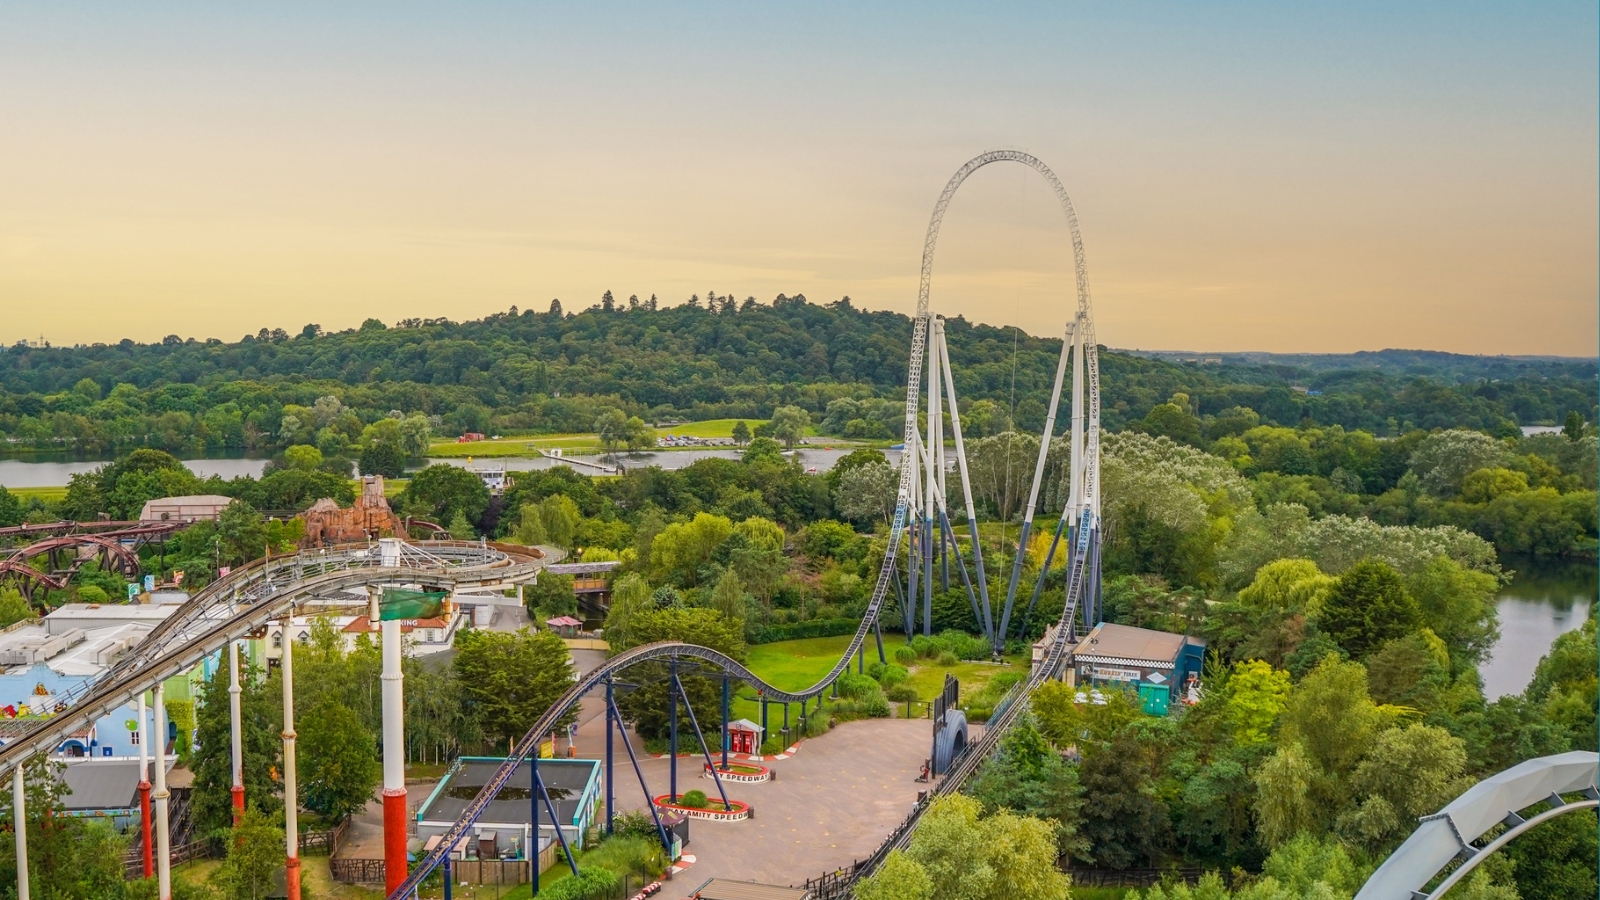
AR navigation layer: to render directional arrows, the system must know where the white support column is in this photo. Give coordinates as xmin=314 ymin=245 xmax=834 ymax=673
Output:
xmin=380 ymin=614 xmax=408 ymax=893
xmin=138 ymin=693 xmax=153 ymax=878
xmin=12 ymin=764 xmax=28 ymax=900
xmin=153 ymin=683 xmax=172 ymax=900
xmin=1067 ymin=312 xmax=1086 ymax=523
xmin=379 ymin=537 xmax=402 ymax=568
xmin=228 ymin=641 xmax=244 ymax=826
xmin=280 ymin=614 xmax=301 ymax=900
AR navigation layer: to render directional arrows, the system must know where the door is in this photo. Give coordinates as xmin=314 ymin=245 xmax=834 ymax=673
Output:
xmin=1138 ymin=683 xmax=1169 ymax=716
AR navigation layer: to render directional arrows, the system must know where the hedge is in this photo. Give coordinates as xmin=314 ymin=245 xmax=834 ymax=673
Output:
xmin=746 ymin=617 xmax=860 ymax=644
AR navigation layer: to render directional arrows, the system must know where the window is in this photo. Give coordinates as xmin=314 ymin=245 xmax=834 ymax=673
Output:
xmin=130 ymin=730 xmax=140 ymax=745
xmin=272 ymin=633 xmax=283 ymax=649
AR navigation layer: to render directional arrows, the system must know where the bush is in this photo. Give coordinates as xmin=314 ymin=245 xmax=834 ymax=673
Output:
xmin=679 ymin=789 xmax=708 ymax=808
xmin=609 ymin=810 xmax=661 ymax=842
xmin=535 ymin=867 xmax=621 ymax=900
xmin=836 ymin=672 xmax=878 ymax=699
xmin=746 ymin=617 xmax=859 ymax=644
xmin=885 ymin=683 xmax=919 ymax=703
xmin=893 ymin=646 xmax=917 ymax=665
xmin=866 ymin=660 xmax=887 ymax=680
xmin=582 ymin=834 xmax=666 ymax=880
xmin=962 ymin=670 xmax=1025 ymax=723
xmin=910 ymin=635 xmax=939 ymax=658
xmin=877 ymin=664 xmax=909 ymax=687
xmin=936 ymin=650 xmax=959 ymax=667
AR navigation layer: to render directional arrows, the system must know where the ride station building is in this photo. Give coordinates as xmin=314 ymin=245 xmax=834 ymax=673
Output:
xmin=1042 ymin=622 xmax=1205 ymax=715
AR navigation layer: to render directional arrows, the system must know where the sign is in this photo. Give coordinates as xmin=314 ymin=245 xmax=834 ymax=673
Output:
xmin=379 ymin=588 xmax=448 ymax=621
xmin=539 ymin=738 xmax=555 ymax=759
xmin=1145 ymin=671 xmax=1168 ymax=684
xmin=144 ymin=575 xmax=155 ymax=592
xmin=173 ymin=570 xmax=184 ymax=586
xmin=219 ymin=566 xmax=231 ymax=577
xmin=127 ymin=584 xmax=139 ymax=601
xmin=1085 ymin=665 xmax=1141 ymax=683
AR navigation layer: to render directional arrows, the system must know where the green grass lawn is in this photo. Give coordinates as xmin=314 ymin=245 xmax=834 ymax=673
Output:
xmin=655 ymin=418 xmax=766 ymax=439
xmin=10 ymin=486 xmax=66 ymax=503
xmin=428 ymin=434 xmax=601 ymax=458
xmin=725 ymin=633 xmax=1026 ymax=727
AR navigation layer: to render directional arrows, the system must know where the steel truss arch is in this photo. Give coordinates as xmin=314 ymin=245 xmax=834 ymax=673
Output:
xmin=0 ymin=541 xmax=534 ymax=777
xmin=1355 ymin=751 xmax=1599 ymax=900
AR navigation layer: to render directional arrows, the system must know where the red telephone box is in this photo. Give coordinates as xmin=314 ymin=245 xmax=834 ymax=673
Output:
xmin=725 ymin=719 xmax=763 ymax=756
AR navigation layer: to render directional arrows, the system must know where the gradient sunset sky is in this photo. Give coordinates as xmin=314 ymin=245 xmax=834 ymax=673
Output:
xmin=2 ymin=3 xmax=1595 ymax=354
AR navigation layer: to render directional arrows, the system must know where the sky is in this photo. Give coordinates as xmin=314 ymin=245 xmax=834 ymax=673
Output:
xmin=1 ymin=2 xmax=1595 ymax=355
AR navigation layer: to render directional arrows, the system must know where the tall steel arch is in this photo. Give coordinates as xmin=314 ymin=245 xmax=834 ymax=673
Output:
xmin=1356 ymin=751 xmax=1598 ymax=900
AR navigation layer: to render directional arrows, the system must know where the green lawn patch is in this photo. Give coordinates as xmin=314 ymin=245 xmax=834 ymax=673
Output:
xmin=655 ymin=418 xmax=766 ymax=440
xmin=10 ymin=486 xmax=66 ymax=503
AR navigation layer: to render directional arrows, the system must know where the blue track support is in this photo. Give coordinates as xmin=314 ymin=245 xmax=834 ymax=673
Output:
xmin=609 ymin=691 xmax=672 ymax=854
xmin=443 ymin=856 xmax=452 ymax=900
xmin=534 ymin=755 xmax=580 ymax=879
xmin=906 ymin=524 xmax=920 ymax=639
xmin=938 ymin=508 xmax=983 ymax=639
xmin=940 ymin=514 xmax=949 ymax=592
xmin=997 ymin=520 xmax=1035 ymax=646
xmin=922 ymin=512 xmax=933 ymax=636
xmin=874 ymin=619 xmax=886 ymax=664
xmin=669 ymin=657 xmax=678 ymax=801
xmin=760 ymin=696 xmax=768 ymax=743
xmin=674 ymin=671 xmax=733 ymax=813
xmin=967 ymin=516 xmax=995 ymax=651
xmin=605 ymin=677 xmax=615 ymax=835
xmin=531 ymin=746 xmax=539 ymax=895
xmin=721 ymin=675 xmax=730 ymax=769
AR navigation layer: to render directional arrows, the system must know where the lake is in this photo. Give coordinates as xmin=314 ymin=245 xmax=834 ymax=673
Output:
xmin=422 ymin=446 xmax=905 ymax=475
xmin=1479 ymin=554 xmax=1596 ymax=699
xmin=0 ymin=455 xmax=270 ymax=489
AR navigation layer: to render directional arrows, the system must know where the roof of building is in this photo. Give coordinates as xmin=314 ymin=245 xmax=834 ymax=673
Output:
xmin=544 ymin=616 xmax=582 ymax=627
xmin=418 ymin=758 xmax=600 ymax=829
xmin=544 ymin=561 xmax=621 ymax=575
xmin=690 ymin=879 xmax=811 ymax=900
xmin=138 ymin=494 xmax=233 ymax=520
xmin=725 ymin=718 xmax=762 ymax=733
xmin=1071 ymin=622 xmax=1199 ymax=668
xmin=60 ymin=759 xmax=146 ymax=811
xmin=341 ymin=615 xmax=451 ymax=634
xmin=45 ymin=604 xmax=174 ymax=625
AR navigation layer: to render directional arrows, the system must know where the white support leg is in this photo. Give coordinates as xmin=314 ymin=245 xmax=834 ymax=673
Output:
xmin=281 ymin=615 xmax=301 ymax=900
xmin=228 ymin=641 xmax=244 ymax=826
xmin=153 ymin=683 xmax=171 ymax=900
xmin=12 ymin=765 xmax=28 ymax=900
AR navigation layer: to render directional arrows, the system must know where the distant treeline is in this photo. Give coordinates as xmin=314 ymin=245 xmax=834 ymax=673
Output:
xmin=0 ymin=293 xmax=1593 ymax=454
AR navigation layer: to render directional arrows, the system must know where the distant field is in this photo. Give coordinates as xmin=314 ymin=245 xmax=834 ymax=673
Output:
xmin=655 ymin=418 xmax=766 ymax=439
xmin=10 ymin=486 xmax=66 ymax=503
xmin=427 ymin=434 xmax=601 ymax=457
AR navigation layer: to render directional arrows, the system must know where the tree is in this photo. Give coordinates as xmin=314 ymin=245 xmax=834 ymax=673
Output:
xmin=452 ymin=628 xmax=576 ymax=747
xmin=889 ymin=793 xmax=1070 ymax=900
xmin=1220 ymin=660 xmax=1291 ymax=746
xmin=298 ymin=697 xmax=380 ymax=823
xmin=512 ymin=503 xmax=548 ymax=546
xmin=213 ymin=809 xmax=285 ymax=900
xmin=1079 ymin=733 xmax=1171 ymax=868
xmin=742 ymin=436 xmax=784 ymax=464
xmin=1404 ymin=555 xmax=1500 ymax=673
xmin=603 ymin=573 xmax=652 ymax=647
xmin=539 ymin=493 xmax=582 ymax=549
xmin=215 ymin=500 xmax=268 ymax=565
xmin=0 ymin=759 xmax=130 ymax=900
xmin=731 ymin=420 xmax=751 ymax=445
xmin=965 ymin=716 xmax=1087 ymax=862
xmin=1562 ymin=410 xmax=1585 ymax=442
xmin=403 ymin=464 xmax=490 ymax=526
xmin=708 ymin=569 xmax=748 ymax=629
xmin=526 ymin=571 xmax=577 ymax=621
xmin=595 ymin=408 xmax=630 ymax=453
xmin=835 ymin=460 xmax=898 ymax=527
xmin=1409 ymin=429 xmax=1508 ymax=497
xmin=1317 ymin=559 xmax=1422 ymax=658
xmin=855 ymin=850 xmax=933 ymax=900
xmin=191 ymin=659 xmax=282 ymax=837
xmin=1505 ymin=809 xmax=1598 ymax=900
xmin=448 ymin=510 xmax=476 ymax=540
xmin=769 ymin=405 xmax=810 ymax=449
xmin=0 ymin=485 xmax=22 ymax=528
xmin=360 ymin=439 xmax=406 ymax=478
xmin=1335 ymin=724 xmax=1469 ymax=852
xmin=650 ymin=512 xmax=734 ymax=586
xmin=0 ymin=587 xmax=33 ymax=627
xmin=1236 ymin=559 xmax=1333 ymax=615
xmin=282 ymin=444 xmax=323 ymax=470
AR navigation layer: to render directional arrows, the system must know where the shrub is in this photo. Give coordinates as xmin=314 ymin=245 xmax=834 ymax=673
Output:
xmin=860 ymin=692 xmax=892 ymax=718
xmin=535 ymin=867 xmax=621 ymax=900
xmin=836 ymin=672 xmax=878 ymax=699
xmin=936 ymin=650 xmax=959 ymax=667
xmin=609 ymin=810 xmax=661 ymax=842
xmin=583 ymin=834 xmax=666 ymax=880
xmin=866 ymin=660 xmax=888 ymax=680
xmin=678 ymin=789 xmax=708 ymax=808
xmin=962 ymin=670 xmax=1025 ymax=723
xmin=910 ymin=635 xmax=939 ymax=658
xmin=893 ymin=646 xmax=917 ymax=665
xmin=876 ymin=664 xmax=909 ymax=687
xmin=885 ymin=683 xmax=919 ymax=703
xmin=746 ymin=617 xmax=859 ymax=644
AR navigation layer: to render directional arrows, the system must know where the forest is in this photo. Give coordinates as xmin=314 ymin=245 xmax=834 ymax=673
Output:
xmin=0 ymin=294 xmax=1593 ymax=454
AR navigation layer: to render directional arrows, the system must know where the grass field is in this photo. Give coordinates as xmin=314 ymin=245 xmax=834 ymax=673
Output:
xmin=655 ymin=418 xmax=766 ymax=439
xmin=726 ymin=633 xmax=1027 ymax=726
xmin=427 ymin=434 xmax=601 ymax=458
xmin=9 ymin=486 xmax=67 ymax=503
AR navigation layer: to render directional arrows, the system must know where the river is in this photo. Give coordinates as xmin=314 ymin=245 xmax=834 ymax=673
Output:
xmin=1479 ymin=554 xmax=1596 ymax=699
xmin=0 ymin=454 xmax=270 ymax=488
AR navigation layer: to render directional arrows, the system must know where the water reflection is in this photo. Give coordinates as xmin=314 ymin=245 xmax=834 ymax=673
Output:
xmin=1480 ymin=554 xmax=1596 ymax=699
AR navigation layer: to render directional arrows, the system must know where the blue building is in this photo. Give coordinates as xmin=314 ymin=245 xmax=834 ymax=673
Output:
xmin=1060 ymin=622 xmax=1205 ymax=715
xmin=415 ymin=757 xmax=604 ymax=859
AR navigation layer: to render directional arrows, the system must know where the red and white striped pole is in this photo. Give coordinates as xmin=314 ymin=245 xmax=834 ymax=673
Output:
xmin=378 ymin=541 xmax=409 ymax=894
xmin=228 ymin=641 xmax=245 ymax=827
xmin=137 ymin=692 xmax=153 ymax=878
xmin=281 ymin=614 xmax=301 ymax=900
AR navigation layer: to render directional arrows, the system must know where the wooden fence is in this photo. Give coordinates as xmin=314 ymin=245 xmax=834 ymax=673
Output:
xmin=332 ymin=840 xmax=557 ymax=886
xmin=123 ymin=837 xmax=223 ymax=879
xmin=1066 ymin=867 xmax=1210 ymax=888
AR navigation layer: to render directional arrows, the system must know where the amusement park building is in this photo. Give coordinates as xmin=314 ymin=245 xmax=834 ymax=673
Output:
xmin=1037 ymin=621 xmax=1205 ymax=715
xmin=415 ymin=757 xmax=604 ymax=859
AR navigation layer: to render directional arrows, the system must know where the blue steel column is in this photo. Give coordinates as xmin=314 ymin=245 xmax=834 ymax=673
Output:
xmin=668 ymin=657 xmax=678 ymax=801
xmin=530 ymin=749 xmax=540 ymax=895
xmin=605 ymin=676 xmax=615 ymax=835
xmin=443 ymin=855 xmax=452 ymax=900
xmin=922 ymin=510 xmax=933 ymax=636
xmin=905 ymin=524 xmax=920 ymax=639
